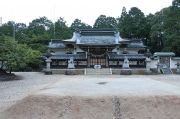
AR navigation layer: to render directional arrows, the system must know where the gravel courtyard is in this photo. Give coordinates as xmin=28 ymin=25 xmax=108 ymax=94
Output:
xmin=0 ymin=72 xmax=180 ymax=119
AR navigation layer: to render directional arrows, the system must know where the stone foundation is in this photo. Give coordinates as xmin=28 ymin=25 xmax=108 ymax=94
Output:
xmin=120 ymin=69 xmax=132 ymax=75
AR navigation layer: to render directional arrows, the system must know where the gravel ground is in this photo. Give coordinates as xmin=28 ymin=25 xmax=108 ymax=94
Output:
xmin=35 ymin=76 xmax=180 ymax=97
xmin=0 ymin=72 xmax=63 ymax=113
xmin=0 ymin=73 xmax=180 ymax=119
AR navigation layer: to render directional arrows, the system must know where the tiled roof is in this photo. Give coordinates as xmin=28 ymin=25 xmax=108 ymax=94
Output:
xmin=50 ymin=53 xmax=87 ymax=60
xmin=48 ymin=40 xmax=66 ymax=48
xmin=108 ymin=53 xmax=146 ymax=60
xmin=127 ymin=41 xmax=146 ymax=48
xmin=79 ymin=29 xmax=117 ymax=36
xmin=48 ymin=43 xmax=66 ymax=48
xmin=153 ymin=52 xmax=175 ymax=57
xmin=78 ymin=36 xmax=116 ymax=45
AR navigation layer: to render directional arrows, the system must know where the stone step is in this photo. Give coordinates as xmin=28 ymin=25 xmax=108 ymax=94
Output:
xmin=85 ymin=68 xmax=112 ymax=75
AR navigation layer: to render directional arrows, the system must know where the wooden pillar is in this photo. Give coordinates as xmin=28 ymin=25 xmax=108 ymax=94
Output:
xmin=106 ymin=55 xmax=109 ymax=67
xmin=87 ymin=54 xmax=90 ymax=68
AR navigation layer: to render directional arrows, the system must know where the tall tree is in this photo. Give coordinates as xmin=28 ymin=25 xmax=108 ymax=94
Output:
xmin=162 ymin=1 xmax=180 ymax=55
xmin=118 ymin=7 xmax=147 ymax=39
xmin=117 ymin=7 xmax=130 ymax=38
xmin=28 ymin=16 xmax=52 ymax=36
xmin=0 ymin=36 xmax=41 ymax=72
xmin=93 ymin=15 xmax=117 ymax=29
xmin=71 ymin=19 xmax=92 ymax=31
xmin=15 ymin=23 xmax=29 ymax=43
xmin=172 ymin=0 xmax=180 ymax=8
xmin=0 ymin=21 xmax=14 ymax=37
xmin=53 ymin=17 xmax=72 ymax=39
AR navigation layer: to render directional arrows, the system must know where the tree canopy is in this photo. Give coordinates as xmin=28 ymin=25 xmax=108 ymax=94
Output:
xmin=93 ymin=15 xmax=118 ymax=29
xmin=0 ymin=35 xmax=41 ymax=72
xmin=71 ymin=19 xmax=92 ymax=31
xmin=118 ymin=7 xmax=147 ymax=39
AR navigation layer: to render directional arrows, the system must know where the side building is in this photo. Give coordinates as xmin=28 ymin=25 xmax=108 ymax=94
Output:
xmin=48 ymin=29 xmax=147 ymax=68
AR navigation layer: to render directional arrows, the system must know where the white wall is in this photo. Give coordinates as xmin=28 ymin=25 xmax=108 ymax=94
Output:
xmin=147 ymin=59 xmax=158 ymax=69
xmin=147 ymin=58 xmax=179 ymax=69
xmin=171 ymin=60 xmax=179 ymax=69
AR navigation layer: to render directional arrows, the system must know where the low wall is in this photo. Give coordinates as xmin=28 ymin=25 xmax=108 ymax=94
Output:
xmin=50 ymin=68 xmax=178 ymax=75
xmin=171 ymin=68 xmax=180 ymax=74
xmin=51 ymin=69 xmax=85 ymax=75
xmin=112 ymin=68 xmax=147 ymax=75
xmin=171 ymin=60 xmax=180 ymax=69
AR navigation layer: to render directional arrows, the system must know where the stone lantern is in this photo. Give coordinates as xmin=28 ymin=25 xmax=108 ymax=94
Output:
xmin=176 ymin=62 xmax=180 ymax=74
xmin=156 ymin=63 xmax=161 ymax=74
xmin=145 ymin=49 xmax=152 ymax=74
xmin=44 ymin=51 xmax=52 ymax=75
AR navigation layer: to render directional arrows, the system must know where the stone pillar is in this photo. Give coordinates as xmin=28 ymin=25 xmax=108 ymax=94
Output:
xmin=157 ymin=63 xmax=161 ymax=74
xmin=145 ymin=57 xmax=152 ymax=74
xmin=45 ymin=58 xmax=52 ymax=75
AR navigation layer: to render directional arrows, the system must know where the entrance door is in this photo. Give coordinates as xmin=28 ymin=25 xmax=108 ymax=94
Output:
xmin=87 ymin=47 xmax=108 ymax=67
xmin=90 ymin=56 xmax=106 ymax=67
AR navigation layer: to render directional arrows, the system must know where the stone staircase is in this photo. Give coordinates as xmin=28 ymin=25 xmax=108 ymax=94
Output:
xmin=85 ymin=68 xmax=112 ymax=75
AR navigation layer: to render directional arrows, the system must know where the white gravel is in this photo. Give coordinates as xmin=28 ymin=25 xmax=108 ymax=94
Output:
xmin=0 ymin=72 xmax=62 ymax=112
xmin=36 ymin=76 xmax=180 ymax=97
xmin=0 ymin=73 xmax=180 ymax=113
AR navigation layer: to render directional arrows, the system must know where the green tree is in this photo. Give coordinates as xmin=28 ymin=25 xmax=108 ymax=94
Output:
xmin=118 ymin=7 xmax=147 ymax=39
xmin=0 ymin=36 xmax=42 ymax=72
xmin=53 ymin=17 xmax=72 ymax=39
xmin=117 ymin=7 xmax=130 ymax=38
xmin=0 ymin=21 xmax=14 ymax=37
xmin=172 ymin=0 xmax=180 ymax=7
xmin=162 ymin=1 xmax=180 ymax=55
xmin=15 ymin=23 xmax=29 ymax=43
xmin=71 ymin=19 xmax=92 ymax=31
xmin=28 ymin=16 xmax=52 ymax=36
xmin=93 ymin=15 xmax=117 ymax=28
xmin=25 ymin=17 xmax=53 ymax=52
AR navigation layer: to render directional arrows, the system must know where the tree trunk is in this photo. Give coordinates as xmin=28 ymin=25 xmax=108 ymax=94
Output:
xmin=9 ymin=67 xmax=12 ymax=74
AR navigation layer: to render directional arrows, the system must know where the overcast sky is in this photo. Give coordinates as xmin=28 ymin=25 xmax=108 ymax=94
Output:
xmin=0 ymin=0 xmax=173 ymax=26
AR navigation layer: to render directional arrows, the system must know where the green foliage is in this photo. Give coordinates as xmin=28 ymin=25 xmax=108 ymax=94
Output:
xmin=0 ymin=21 xmax=14 ymax=37
xmin=118 ymin=7 xmax=147 ymax=39
xmin=172 ymin=0 xmax=180 ymax=8
xmin=117 ymin=4 xmax=180 ymax=56
xmin=71 ymin=19 xmax=92 ymax=31
xmin=28 ymin=16 xmax=52 ymax=36
xmin=53 ymin=17 xmax=72 ymax=39
xmin=0 ymin=36 xmax=42 ymax=71
xmin=93 ymin=15 xmax=118 ymax=29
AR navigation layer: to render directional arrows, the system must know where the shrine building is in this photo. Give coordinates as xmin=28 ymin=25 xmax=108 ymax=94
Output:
xmin=48 ymin=29 xmax=147 ymax=68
